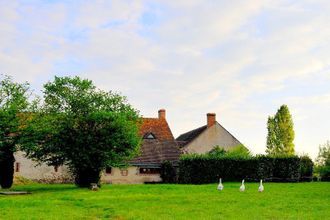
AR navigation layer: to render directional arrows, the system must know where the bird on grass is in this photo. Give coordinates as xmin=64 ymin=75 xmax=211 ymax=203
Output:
xmin=258 ymin=179 xmax=264 ymax=192
xmin=217 ymin=178 xmax=224 ymax=191
xmin=239 ymin=179 xmax=245 ymax=192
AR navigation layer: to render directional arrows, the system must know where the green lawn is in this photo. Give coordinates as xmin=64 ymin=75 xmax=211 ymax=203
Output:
xmin=0 ymin=182 xmax=329 ymax=219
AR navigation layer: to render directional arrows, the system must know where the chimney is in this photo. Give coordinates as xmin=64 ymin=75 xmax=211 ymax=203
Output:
xmin=207 ymin=113 xmax=216 ymax=127
xmin=158 ymin=109 xmax=166 ymax=119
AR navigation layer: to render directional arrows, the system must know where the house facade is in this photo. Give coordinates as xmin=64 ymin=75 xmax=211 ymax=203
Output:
xmin=102 ymin=109 xmax=181 ymax=184
xmin=177 ymin=113 xmax=242 ymax=154
xmin=14 ymin=109 xmax=181 ymax=184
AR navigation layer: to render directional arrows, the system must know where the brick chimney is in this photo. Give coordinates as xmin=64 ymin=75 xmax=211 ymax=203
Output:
xmin=158 ymin=109 xmax=166 ymax=119
xmin=207 ymin=113 xmax=216 ymax=127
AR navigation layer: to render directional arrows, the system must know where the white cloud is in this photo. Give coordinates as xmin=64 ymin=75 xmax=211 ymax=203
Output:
xmin=0 ymin=0 xmax=329 ymax=158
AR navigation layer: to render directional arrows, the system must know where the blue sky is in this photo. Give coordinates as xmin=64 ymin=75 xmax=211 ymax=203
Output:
xmin=1 ymin=0 xmax=330 ymax=158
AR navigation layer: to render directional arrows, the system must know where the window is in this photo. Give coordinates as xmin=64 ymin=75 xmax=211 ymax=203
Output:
xmin=120 ymin=169 xmax=128 ymax=176
xmin=105 ymin=167 xmax=112 ymax=175
xmin=15 ymin=162 xmax=20 ymax=172
xmin=143 ymin=132 xmax=156 ymax=139
xmin=139 ymin=168 xmax=160 ymax=175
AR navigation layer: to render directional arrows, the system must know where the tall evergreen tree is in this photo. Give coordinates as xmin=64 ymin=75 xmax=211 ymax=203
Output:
xmin=266 ymin=105 xmax=295 ymax=155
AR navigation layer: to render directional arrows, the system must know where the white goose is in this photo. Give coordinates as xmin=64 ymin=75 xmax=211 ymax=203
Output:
xmin=217 ymin=178 xmax=224 ymax=191
xmin=258 ymin=180 xmax=264 ymax=192
xmin=239 ymin=179 xmax=245 ymax=192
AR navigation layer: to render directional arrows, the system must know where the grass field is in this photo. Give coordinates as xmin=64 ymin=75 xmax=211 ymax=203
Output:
xmin=0 ymin=182 xmax=329 ymax=219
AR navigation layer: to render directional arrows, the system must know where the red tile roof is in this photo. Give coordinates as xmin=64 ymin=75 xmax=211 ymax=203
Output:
xmin=138 ymin=118 xmax=174 ymax=141
xmin=128 ymin=117 xmax=180 ymax=165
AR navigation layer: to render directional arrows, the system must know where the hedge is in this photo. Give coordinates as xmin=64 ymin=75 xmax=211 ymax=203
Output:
xmin=160 ymin=161 xmax=177 ymax=183
xmin=299 ymin=156 xmax=314 ymax=182
xmin=178 ymin=154 xmax=312 ymax=184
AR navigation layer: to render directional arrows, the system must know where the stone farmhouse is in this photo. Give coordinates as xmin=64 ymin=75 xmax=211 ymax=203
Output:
xmin=13 ymin=110 xmax=242 ymax=184
xmin=177 ymin=113 xmax=242 ymax=154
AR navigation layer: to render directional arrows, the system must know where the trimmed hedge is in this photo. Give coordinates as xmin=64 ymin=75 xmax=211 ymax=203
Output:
xmin=178 ymin=154 xmax=312 ymax=184
xmin=319 ymin=166 xmax=330 ymax=181
xmin=160 ymin=161 xmax=177 ymax=183
xmin=299 ymin=156 xmax=314 ymax=182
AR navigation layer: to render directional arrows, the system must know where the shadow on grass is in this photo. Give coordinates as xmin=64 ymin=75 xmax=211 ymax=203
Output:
xmin=4 ymin=184 xmax=81 ymax=194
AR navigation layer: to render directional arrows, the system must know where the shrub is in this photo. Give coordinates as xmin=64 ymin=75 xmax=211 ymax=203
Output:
xmin=299 ymin=156 xmax=313 ymax=182
xmin=179 ymin=154 xmax=307 ymax=184
xmin=160 ymin=161 xmax=177 ymax=183
xmin=319 ymin=166 xmax=330 ymax=181
xmin=207 ymin=145 xmax=252 ymax=159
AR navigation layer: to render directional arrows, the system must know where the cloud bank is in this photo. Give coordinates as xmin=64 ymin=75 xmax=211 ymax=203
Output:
xmin=1 ymin=0 xmax=330 ymax=158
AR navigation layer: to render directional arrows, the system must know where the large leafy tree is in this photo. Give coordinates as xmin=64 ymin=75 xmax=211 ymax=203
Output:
xmin=266 ymin=105 xmax=295 ymax=156
xmin=21 ymin=76 xmax=141 ymax=187
xmin=0 ymin=75 xmax=30 ymax=188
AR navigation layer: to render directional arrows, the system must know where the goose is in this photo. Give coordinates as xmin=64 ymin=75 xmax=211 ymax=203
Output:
xmin=239 ymin=179 xmax=245 ymax=192
xmin=217 ymin=178 xmax=224 ymax=191
xmin=258 ymin=179 xmax=264 ymax=192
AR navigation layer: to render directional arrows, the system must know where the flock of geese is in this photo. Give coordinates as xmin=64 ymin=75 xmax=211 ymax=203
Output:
xmin=217 ymin=178 xmax=264 ymax=192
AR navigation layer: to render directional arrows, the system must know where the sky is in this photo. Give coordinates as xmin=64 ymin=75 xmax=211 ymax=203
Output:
xmin=1 ymin=0 xmax=330 ymax=159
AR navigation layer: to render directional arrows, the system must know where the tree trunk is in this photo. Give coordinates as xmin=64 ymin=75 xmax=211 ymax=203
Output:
xmin=0 ymin=150 xmax=15 ymax=189
xmin=74 ymin=167 xmax=101 ymax=187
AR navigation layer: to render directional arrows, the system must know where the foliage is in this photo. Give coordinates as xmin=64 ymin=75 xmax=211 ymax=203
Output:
xmin=226 ymin=144 xmax=252 ymax=158
xmin=315 ymin=141 xmax=330 ymax=181
xmin=317 ymin=166 xmax=330 ymax=181
xmin=207 ymin=146 xmax=226 ymax=157
xmin=299 ymin=156 xmax=313 ymax=182
xmin=160 ymin=161 xmax=177 ymax=183
xmin=207 ymin=145 xmax=252 ymax=158
xmin=316 ymin=141 xmax=330 ymax=166
xmin=1 ymin=183 xmax=329 ymax=219
xmin=266 ymin=105 xmax=295 ymax=156
xmin=20 ymin=76 xmax=141 ymax=187
xmin=0 ymin=75 xmax=30 ymax=189
xmin=179 ymin=154 xmax=310 ymax=184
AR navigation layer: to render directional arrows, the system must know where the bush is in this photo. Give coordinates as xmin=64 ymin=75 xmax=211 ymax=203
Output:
xmin=319 ymin=166 xmax=330 ymax=181
xmin=299 ymin=156 xmax=313 ymax=182
xmin=208 ymin=145 xmax=252 ymax=159
xmin=160 ymin=161 xmax=177 ymax=183
xmin=178 ymin=154 xmax=308 ymax=184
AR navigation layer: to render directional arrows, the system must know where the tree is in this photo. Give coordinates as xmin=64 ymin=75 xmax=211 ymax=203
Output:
xmin=266 ymin=105 xmax=295 ymax=156
xmin=208 ymin=146 xmax=226 ymax=157
xmin=21 ymin=76 xmax=141 ymax=187
xmin=208 ymin=145 xmax=252 ymax=158
xmin=0 ymin=75 xmax=30 ymax=188
xmin=226 ymin=144 xmax=252 ymax=158
xmin=315 ymin=141 xmax=330 ymax=181
xmin=316 ymin=141 xmax=330 ymax=166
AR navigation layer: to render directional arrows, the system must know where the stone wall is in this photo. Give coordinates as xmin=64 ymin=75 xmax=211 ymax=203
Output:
xmin=101 ymin=167 xmax=162 ymax=184
xmin=14 ymin=151 xmax=72 ymax=183
xmin=14 ymin=152 xmax=162 ymax=184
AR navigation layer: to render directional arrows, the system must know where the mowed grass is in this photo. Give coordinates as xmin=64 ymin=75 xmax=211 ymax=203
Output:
xmin=0 ymin=182 xmax=329 ymax=220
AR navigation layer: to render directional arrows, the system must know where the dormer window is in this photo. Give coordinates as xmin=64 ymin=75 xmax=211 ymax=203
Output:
xmin=143 ymin=132 xmax=156 ymax=139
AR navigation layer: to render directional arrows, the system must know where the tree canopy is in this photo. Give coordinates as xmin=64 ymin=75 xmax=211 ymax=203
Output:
xmin=316 ymin=141 xmax=330 ymax=166
xmin=0 ymin=75 xmax=30 ymax=188
xmin=266 ymin=105 xmax=295 ymax=156
xmin=21 ymin=76 xmax=141 ymax=187
xmin=208 ymin=145 xmax=252 ymax=158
